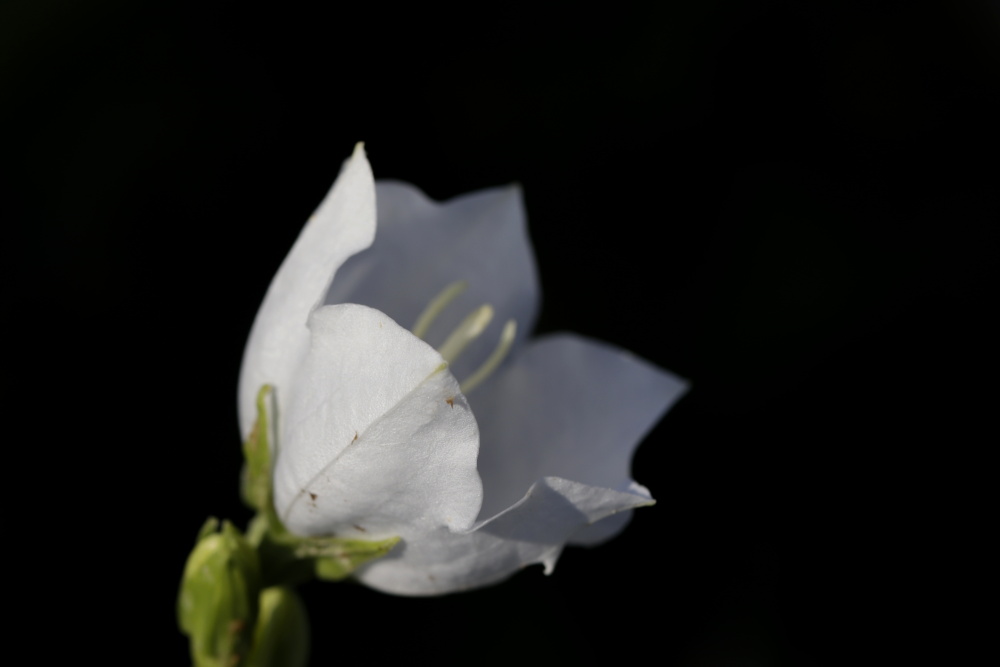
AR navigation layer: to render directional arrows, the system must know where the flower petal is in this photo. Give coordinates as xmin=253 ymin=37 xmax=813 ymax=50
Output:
xmin=238 ymin=144 xmax=377 ymax=439
xmin=322 ymin=181 xmax=539 ymax=383
xmin=273 ymin=303 xmax=483 ymax=538
xmin=355 ymin=476 xmax=653 ymax=596
xmin=469 ymin=334 xmax=689 ymax=529
xmin=565 ymin=481 xmax=651 ymax=546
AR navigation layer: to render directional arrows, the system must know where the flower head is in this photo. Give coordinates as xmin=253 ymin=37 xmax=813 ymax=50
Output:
xmin=238 ymin=144 xmax=688 ymax=595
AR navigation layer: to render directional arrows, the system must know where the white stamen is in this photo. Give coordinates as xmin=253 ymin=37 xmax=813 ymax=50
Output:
xmin=412 ymin=280 xmax=468 ymax=340
xmin=438 ymin=305 xmax=494 ymax=363
xmin=460 ymin=319 xmax=517 ymax=394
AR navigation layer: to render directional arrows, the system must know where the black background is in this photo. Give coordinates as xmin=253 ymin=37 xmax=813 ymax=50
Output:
xmin=6 ymin=1 xmax=997 ymax=664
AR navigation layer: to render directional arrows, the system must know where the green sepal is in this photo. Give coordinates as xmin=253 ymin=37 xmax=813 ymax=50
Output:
xmin=240 ymin=384 xmax=292 ymax=540
xmin=178 ymin=519 xmax=261 ymax=667
xmin=241 ymin=385 xmax=275 ymax=512
xmin=246 ymin=511 xmax=400 ymax=586
xmin=244 ymin=587 xmax=309 ymax=667
xmin=311 ymin=536 xmax=401 ymax=581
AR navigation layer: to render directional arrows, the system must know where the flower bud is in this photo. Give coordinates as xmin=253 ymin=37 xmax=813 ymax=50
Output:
xmin=244 ymin=587 xmax=309 ymax=667
xmin=178 ymin=519 xmax=262 ymax=667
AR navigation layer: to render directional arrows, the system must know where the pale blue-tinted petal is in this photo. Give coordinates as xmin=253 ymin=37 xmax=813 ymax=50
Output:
xmin=567 ymin=505 xmax=636 ymax=545
xmin=238 ymin=144 xmax=376 ymax=439
xmin=355 ymin=476 xmax=654 ymax=596
xmin=274 ymin=304 xmax=483 ymax=537
xmin=323 ymin=181 xmax=539 ymax=383
xmin=565 ymin=481 xmax=650 ymax=546
xmin=469 ymin=334 xmax=689 ymax=529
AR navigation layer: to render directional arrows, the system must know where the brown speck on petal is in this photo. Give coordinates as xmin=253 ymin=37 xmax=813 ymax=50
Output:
xmin=353 ymin=524 xmax=367 ymax=532
xmin=309 ymin=492 xmax=317 ymax=501
xmin=445 ymin=397 xmax=454 ymax=407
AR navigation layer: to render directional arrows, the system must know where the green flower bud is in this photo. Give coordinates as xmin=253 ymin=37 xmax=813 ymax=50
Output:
xmin=178 ymin=518 xmax=262 ymax=667
xmin=244 ymin=587 xmax=309 ymax=667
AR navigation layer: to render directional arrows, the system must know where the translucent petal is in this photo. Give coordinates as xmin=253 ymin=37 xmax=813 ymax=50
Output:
xmin=355 ymin=477 xmax=654 ymax=596
xmin=273 ymin=304 xmax=483 ymax=538
xmin=323 ymin=181 xmax=539 ymax=383
xmin=238 ymin=145 xmax=376 ymax=439
xmin=567 ymin=481 xmax=651 ymax=546
xmin=469 ymin=334 xmax=689 ymax=526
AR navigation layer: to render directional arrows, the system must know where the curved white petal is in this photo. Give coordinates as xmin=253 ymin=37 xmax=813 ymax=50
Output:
xmin=566 ymin=481 xmax=651 ymax=546
xmin=469 ymin=334 xmax=689 ymax=535
xmin=355 ymin=476 xmax=653 ymax=596
xmin=322 ymin=181 xmax=539 ymax=383
xmin=274 ymin=304 xmax=483 ymax=537
xmin=238 ymin=144 xmax=377 ymax=439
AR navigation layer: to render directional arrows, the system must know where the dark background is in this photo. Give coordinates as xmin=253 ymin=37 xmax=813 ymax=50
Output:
xmin=6 ymin=1 xmax=996 ymax=664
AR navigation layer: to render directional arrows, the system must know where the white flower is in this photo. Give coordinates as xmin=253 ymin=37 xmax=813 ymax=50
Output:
xmin=238 ymin=144 xmax=688 ymax=595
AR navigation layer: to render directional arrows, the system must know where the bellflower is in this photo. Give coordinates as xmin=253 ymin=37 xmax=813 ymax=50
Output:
xmin=238 ymin=144 xmax=688 ymax=596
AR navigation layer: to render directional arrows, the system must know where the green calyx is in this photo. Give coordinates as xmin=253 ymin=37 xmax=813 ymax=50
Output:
xmin=179 ymin=385 xmax=400 ymax=666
